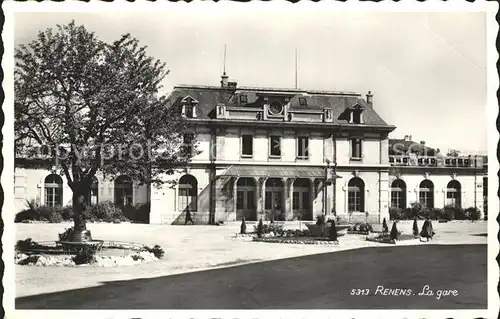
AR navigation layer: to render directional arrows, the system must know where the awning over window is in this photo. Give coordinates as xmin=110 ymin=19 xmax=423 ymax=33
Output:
xmin=219 ymin=165 xmax=326 ymax=179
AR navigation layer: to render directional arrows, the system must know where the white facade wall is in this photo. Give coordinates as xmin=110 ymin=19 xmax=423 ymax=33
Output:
xmin=14 ymin=167 xmax=149 ymax=212
xmin=390 ymin=173 xmax=484 ymax=212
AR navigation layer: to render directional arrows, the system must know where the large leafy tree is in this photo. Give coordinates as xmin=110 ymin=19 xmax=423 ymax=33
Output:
xmin=15 ymin=21 xmax=197 ymax=234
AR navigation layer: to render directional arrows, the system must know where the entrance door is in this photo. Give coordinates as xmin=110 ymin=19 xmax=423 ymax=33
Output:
xmin=265 ymin=190 xmax=283 ymax=220
xmin=264 ymin=178 xmax=284 ymax=221
xmin=236 ymin=177 xmax=257 ymax=221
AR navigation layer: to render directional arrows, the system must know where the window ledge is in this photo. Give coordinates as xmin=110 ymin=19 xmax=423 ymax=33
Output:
xmin=350 ymin=157 xmax=362 ymax=161
xmin=269 ymin=155 xmax=282 ymax=159
xmin=296 ymin=156 xmax=310 ymax=160
xmin=241 ymin=154 xmax=254 ymax=159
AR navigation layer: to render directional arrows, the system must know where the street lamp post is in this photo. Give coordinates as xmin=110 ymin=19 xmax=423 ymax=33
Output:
xmin=324 ymin=160 xmax=331 ymax=217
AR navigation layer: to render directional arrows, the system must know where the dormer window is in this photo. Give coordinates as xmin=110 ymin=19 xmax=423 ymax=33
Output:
xmin=299 ymin=97 xmax=307 ymax=106
xmin=181 ymin=95 xmax=199 ymax=118
xmin=239 ymin=95 xmax=248 ymax=105
xmin=348 ymin=101 xmax=366 ymax=124
xmin=185 ymin=104 xmax=194 ymax=118
xmin=352 ymin=110 xmax=362 ymax=124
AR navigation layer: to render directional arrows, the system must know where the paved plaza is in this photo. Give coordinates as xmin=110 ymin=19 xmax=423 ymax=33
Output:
xmin=15 ymin=221 xmax=487 ymax=309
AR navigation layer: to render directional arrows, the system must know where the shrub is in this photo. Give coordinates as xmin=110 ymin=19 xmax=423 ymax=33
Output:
xmin=240 ymin=217 xmax=247 ymax=234
xmin=59 ymin=205 xmax=74 ymax=221
xmin=72 ymin=245 xmax=98 ymax=265
xmin=442 ymin=205 xmax=466 ymax=220
xmin=329 ymin=220 xmax=338 ymax=241
xmin=412 ymin=218 xmax=419 ymax=237
xmin=47 ymin=210 xmax=64 ymax=223
xmin=465 ymin=207 xmax=481 ymax=221
xmin=316 ymin=214 xmax=326 ymax=226
xmin=389 ymin=207 xmax=402 ymax=220
xmin=15 ymin=238 xmax=37 ymax=251
xmin=131 ymin=254 xmax=144 ymax=261
xmin=58 ymin=227 xmax=74 ymax=241
xmin=429 ymin=208 xmax=442 ymax=220
xmin=18 ymin=255 xmax=40 ymax=265
xmin=359 ymin=223 xmax=373 ymax=233
xmin=144 ymin=245 xmax=165 ymax=259
xmin=15 ymin=200 xmax=66 ymax=223
xmin=382 ymin=218 xmax=389 ymax=233
xmin=133 ymin=203 xmax=150 ymax=223
xmin=390 ymin=222 xmax=399 ymax=240
xmin=84 ymin=201 xmax=128 ymax=223
xmin=257 ymin=219 xmax=264 ymax=238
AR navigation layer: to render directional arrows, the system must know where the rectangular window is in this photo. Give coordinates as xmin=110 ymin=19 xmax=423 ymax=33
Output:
xmin=297 ymin=136 xmax=309 ymax=159
xmin=391 ymin=191 xmax=401 ymax=209
xmin=183 ymin=133 xmax=194 ymax=156
xmin=348 ymin=190 xmax=361 ymax=212
xmin=185 ymin=105 xmax=194 ymax=118
xmin=178 ymin=188 xmax=196 ymax=211
xmin=302 ymin=191 xmax=310 ymax=210
xmin=269 ymin=135 xmax=281 ymax=157
xmin=247 ymin=191 xmax=255 ymax=209
xmin=240 ymin=95 xmax=248 ymax=104
xmin=446 ymin=191 xmax=459 ymax=208
xmin=237 ymin=191 xmax=244 ymax=209
xmin=241 ymin=135 xmax=253 ymax=157
xmin=265 ymin=191 xmax=272 ymax=209
xmin=299 ymin=97 xmax=307 ymax=106
xmin=350 ymin=138 xmax=362 ymax=159
xmin=352 ymin=110 xmax=362 ymax=124
xmin=293 ymin=192 xmax=300 ymax=210
xmin=419 ymin=191 xmax=434 ymax=209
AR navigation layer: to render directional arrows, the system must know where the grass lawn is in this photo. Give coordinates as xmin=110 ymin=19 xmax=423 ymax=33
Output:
xmin=15 ymin=244 xmax=487 ymax=309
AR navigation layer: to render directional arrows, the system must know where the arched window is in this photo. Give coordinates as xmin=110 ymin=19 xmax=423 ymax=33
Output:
xmin=419 ymin=180 xmax=434 ymax=208
xmin=446 ymin=180 xmax=461 ymax=208
xmin=390 ymin=179 xmax=406 ymax=209
xmin=348 ymin=177 xmax=365 ymax=212
xmin=179 ymin=175 xmax=198 ymax=212
xmin=89 ymin=177 xmax=99 ymax=205
xmin=115 ymin=175 xmax=133 ymax=207
xmin=45 ymin=174 xmax=63 ymax=207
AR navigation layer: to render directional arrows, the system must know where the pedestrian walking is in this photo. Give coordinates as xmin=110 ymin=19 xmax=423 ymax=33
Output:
xmin=185 ymin=208 xmax=194 ymax=225
xmin=420 ymin=218 xmax=434 ymax=241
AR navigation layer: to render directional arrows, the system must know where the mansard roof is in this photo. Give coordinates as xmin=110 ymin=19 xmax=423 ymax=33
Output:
xmin=167 ymin=84 xmax=390 ymax=126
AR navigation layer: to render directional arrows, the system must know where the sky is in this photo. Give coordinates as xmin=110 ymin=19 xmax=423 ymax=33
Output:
xmin=14 ymin=11 xmax=488 ymax=154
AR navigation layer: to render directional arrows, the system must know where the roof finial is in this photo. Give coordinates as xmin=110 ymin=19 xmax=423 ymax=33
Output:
xmin=221 ymin=44 xmax=229 ymax=88
xmin=223 ymin=44 xmax=227 ymax=75
xmin=295 ymin=46 xmax=298 ymax=89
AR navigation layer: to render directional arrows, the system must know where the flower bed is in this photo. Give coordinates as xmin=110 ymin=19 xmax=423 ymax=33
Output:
xmin=366 ymin=233 xmax=418 ymax=244
xmin=15 ymin=238 xmax=164 ymax=267
xmin=15 ymin=251 xmax=159 ymax=267
xmin=252 ymin=237 xmax=339 ymax=245
xmin=233 ymin=232 xmax=256 ymax=238
xmin=347 ymin=230 xmax=383 ymax=235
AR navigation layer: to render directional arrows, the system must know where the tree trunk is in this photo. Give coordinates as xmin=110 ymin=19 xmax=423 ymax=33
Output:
xmin=72 ymin=183 xmax=89 ymax=232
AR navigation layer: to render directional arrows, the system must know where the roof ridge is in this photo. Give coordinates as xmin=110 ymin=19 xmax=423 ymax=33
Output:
xmin=174 ymin=84 xmax=361 ymax=96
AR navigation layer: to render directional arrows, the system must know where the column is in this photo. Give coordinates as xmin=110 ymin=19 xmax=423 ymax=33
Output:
xmin=233 ymin=177 xmax=240 ymax=219
xmin=284 ymin=177 xmax=295 ymax=221
xmin=259 ymin=177 xmax=268 ymax=220
xmin=309 ymin=178 xmax=315 ymax=221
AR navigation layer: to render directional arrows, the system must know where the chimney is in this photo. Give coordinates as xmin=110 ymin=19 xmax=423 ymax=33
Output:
xmin=220 ymin=72 xmax=229 ymax=88
xmin=404 ymin=135 xmax=410 ymax=141
xmin=366 ymin=91 xmax=373 ymax=105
